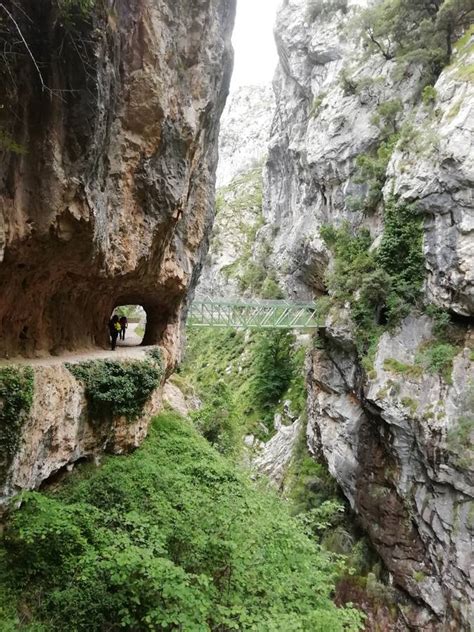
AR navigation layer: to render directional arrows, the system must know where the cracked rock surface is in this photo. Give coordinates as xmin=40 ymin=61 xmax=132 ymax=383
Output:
xmin=264 ymin=0 xmax=474 ymax=627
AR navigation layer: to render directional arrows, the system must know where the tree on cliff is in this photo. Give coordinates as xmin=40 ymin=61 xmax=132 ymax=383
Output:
xmin=357 ymin=0 xmax=473 ymax=79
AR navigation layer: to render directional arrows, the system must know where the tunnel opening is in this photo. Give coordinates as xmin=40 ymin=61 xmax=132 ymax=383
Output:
xmin=110 ymin=305 xmax=147 ymax=348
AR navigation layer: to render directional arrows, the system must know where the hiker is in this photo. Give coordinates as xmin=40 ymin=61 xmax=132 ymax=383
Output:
xmin=119 ymin=315 xmax=128 ymax=340
xmin=109 ymin=315 xmax=121 ymax=350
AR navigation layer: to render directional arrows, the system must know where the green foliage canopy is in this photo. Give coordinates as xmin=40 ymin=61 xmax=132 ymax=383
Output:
xmin=320 ymin=198 xmax=425 ymax=353
xmin=251 ymin=331 xmax=295 ymax=421
xmin=357 ymin=0 xmax=474 ymax=79
xmin=67 ymin=359 xmax=162 ymax=421
xmin=191 ymin=381 xmax=241 ymax=456
xmin=0 ymin=412 xmax=364 ymax=631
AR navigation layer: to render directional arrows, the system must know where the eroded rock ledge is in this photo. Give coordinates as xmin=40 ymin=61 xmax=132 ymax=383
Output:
xmin=0 ymin=350 xmax=168 ymax=508
xmin=0 ymin=0 xmax=236 ymax=362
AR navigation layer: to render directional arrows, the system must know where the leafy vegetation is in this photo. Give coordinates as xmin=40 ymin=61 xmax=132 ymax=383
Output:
xmin=447 ymin=384 xmax=474 ymax=466
xmin=321 ymin=198 xmax=424 ymax=356
xmin=57 ymin=0 xmax=96 ymax=27
xmin=307 ymin=0 xmax=349 ymax=22
xmin=182 ymin=328 xmax=307 ymax=442
xmin=348 ymin=99 xmax=403 ymax=214
xmin=191 ymin=381 xmax=241 ymax=456
xmin=415 ymin=342 xmax=460 ymax=383
xmin=356 ymin=0 xmax=473 ymax=82
xmin=422 ymin=85 xmax=437 ymax=106
xmin=0 ymin=412 xmax=364 ymax=631
xmin=285 ymin=423 xmax=342 ymax=515
xmin=383 ymin=358 xmax=423 ymax=378
xmin=114 ymin=304 xmax=145 ymax=320
xmin=67 ymin=358 xmax=163 ymax=421
xmin=0 ymin=367 xmax=34 ymax=483
xmin=251 ymin=331 xmax=296 ymax=424
xmin=0 ymin=129 xmax=26 ymax=155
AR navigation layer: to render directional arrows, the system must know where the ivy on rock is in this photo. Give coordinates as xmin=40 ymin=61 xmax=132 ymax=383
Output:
xmin=67 ymin=355 xmax=163 ymax=422
xmin=0 ymin=366 xmax=34 ymax=484
xmin=320 ymin=198 xmax=425 ymax=355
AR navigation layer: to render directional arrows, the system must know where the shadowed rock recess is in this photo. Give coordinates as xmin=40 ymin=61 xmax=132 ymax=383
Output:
xmin=0 ymin=0 xmax=235 ymax=360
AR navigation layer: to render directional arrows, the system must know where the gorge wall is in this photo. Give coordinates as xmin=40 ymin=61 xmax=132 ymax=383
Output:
xmin=0 ymin=0 xmax=235 ymax=361
xmin=197 ymin=83 xmax=275 ymax=297
xmin=0 ymin=0 xmax=235 ymax=504
xmin=259 ymin=0 xmax=473 ymax=629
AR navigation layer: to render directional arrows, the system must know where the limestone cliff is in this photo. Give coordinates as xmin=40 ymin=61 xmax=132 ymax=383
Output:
xmin=0 ymin=0 xmax=235 ymax=363
xmin=0 ymin=351 xmax=165 ymax=506
xmin=263 ymin=0 xmax=473 ymax=628
xmin=216 ymin=84 xmax=275 ymax=188
xmin=0 ymin=0 xmax=235 ymax=505
xmin=198 ymin=85 xmax=275 ymax=297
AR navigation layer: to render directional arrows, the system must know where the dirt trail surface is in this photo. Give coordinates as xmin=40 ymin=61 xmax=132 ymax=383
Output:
xmin=0 ymin=324 xmax=151 ymax=367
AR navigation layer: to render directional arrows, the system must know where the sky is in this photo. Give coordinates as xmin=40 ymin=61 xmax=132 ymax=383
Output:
xmin=230 ymin=0 xmax=281 ymax=89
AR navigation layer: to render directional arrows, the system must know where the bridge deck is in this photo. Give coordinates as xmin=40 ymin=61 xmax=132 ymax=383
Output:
xmin=187 ymin=297 xmax=319 ymax=330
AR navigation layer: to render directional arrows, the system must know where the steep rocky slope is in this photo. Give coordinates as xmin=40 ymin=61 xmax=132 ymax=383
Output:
xmin=197 ymin=85 xmax=275 ymax=297
xmin=0 ymin=0 xmax=235 ymax=362
xmin=216 ymin=84 xmax=275 ymax=188
xmin=260 ymin=0 xmax=473 ymax=628
xmin=0 ymin=0 xmax=235 ymax=504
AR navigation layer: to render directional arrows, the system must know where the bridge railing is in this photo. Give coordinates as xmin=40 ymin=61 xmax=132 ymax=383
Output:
xmin=187 ymin=296 xmax=320 ymax=330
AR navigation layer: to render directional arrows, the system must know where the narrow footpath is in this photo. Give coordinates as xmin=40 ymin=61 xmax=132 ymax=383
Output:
xmin=0 ymin=323 xmax=154 ymax=367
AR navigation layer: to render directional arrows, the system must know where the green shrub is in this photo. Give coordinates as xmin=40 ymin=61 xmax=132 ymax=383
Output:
xmin=307 ymin=0 xmax=349 ymax=22
xmin=0 ymin=366 xmax=34 ymax=481
xmin=370 ymin=99 xmax=403 ymax=139
xmin=0 ymin=129 xmax=26 ymax=155
xmin=182 ymin=328 xmax=307 ymax=442
xmin=0 ymin=412 xmax=364 ymax=631
xmin=377 ymin=199 xmax=424 ymax=305
xmin=447 ymin=384 xmax=474 ymax=465
xmin=146 ymin=346 xmax=164 ymax=371
xmin=340 ymin=67 xmax=359 ymax=95
xmin=261 ymin=274 xmax=284 ymax=299
xmin=401 ymin=397 xmax=418 ymax=415
xmin=422 ymin=85 xmax=437 ymax=106
xmin=238 ymin=261 xmax=266 ymax=293
xmin=67 ymin=359 xmax=162 ymax=421
xmin=286 ymin=423 xmax=342 ymax=515
xmin=191 ymin=381 xmax=241 ymax=456
xmin=415 ymin=342 xmax=459 ymax=383
xmin=251 ymin=331 xmax=295 ymax=427
xmin=58 ymin=0 xmax=95 ymax=18
xmin=351 ymin=101 xmax=403 ymax=214
xmin=322 ymin=205 xmax=423 ymax=353
xmin=425 ymin=304 xmax=452 ymax=337
xmin=320 ymin=201 xmax=424 ymax=355
xmin=310 ymin=92 xmax=327 ymax=117
xmin=383 ymin=358 xmax=423 ymax=378
xmin=355 ymin=0 xmax=473 ymax=81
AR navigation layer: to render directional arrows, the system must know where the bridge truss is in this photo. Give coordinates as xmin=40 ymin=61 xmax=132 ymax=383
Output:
xmin=187 ymin=297 xmax=319 ymax=330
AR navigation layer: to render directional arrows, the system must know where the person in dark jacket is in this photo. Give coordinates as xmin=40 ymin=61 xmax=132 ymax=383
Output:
xmin=119 ymin=315 xmax=128 ymax=340
xmin=109 ymin=315 xmax=120 ymax=350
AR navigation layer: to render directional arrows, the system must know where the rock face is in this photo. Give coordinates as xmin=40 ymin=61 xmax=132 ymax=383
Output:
xmin=307 ymin=316 xmax=473 ymax=628
xmin=216 ymin=84 xmax=275 ymax=188
xmin=198 ymin=85 xmax=274 ymax=297
xmin=386 ymin=45 xmax=474 ymax=316
xmin=0 ymin=0 xmax=235 ymax=362
xmin=252 ymin=419 xmax=302 ymax=492
xmin=197 ymin=164 xmax=264 ymax=297
xmin=263 ymin=0 xmax=474 ymax=627
xmin=0 ymin=352 xmax=165 ymax=508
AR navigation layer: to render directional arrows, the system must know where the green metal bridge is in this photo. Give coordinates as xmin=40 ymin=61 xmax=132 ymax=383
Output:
xmin=187 ymin=297 xmax=319 ymax=330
